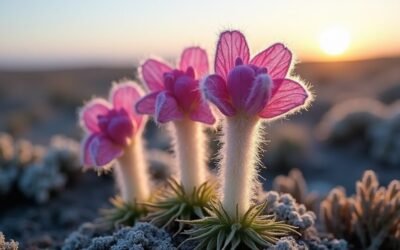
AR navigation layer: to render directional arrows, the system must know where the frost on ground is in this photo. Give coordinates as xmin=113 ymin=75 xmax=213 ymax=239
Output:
xmin=0 ymin=134 xmax=80 ymax=203
xmin=62 ymin=222 xmax=175 ymax=250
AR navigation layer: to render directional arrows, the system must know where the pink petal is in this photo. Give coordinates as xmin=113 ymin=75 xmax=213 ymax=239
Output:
xmin=201 ymin=74 xmax=236 ymax=116
xmin=259 ymin=79 xmax=309 ymax=119
xmin=110 ymin=81 xmax=144 ymax=128
xmin=135 ymin=91 xmax=161 ymax=114
xmin=89 ymin=134 xmax=124 ymax=168
xmin=179 ymin=47 xmax=209 ymax=78
xmin=80 ymin=99 xmax=111 ymax=133
xmin=155 ymin=91 xmax=184 ymax=123
xmin=140 ymin=59 xmax=172 ymax=91
xmin=215 ymin=30 xmax=250 ymax=80
xmin=244 ymin=75 xmax=272 ymax=115
xmin=250 ymin=43 xmax=292 ymax=80
xmin=81 ymin=133 xmax=97 ymax=167
xmin=190 ymin=102 xmax=216 ymax=125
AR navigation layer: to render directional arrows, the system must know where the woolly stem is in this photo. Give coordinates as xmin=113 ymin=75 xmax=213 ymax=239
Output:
xmin=115 ymin=135 xmax=150 ymax=203
xmin=172 ymin=118 xmax=206 ymax=194
xmin=221 ymin=114 xmax=260 ymax=217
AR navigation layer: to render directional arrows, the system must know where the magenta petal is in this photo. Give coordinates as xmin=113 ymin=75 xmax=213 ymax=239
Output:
xmin=89 ymin=134 xmax=124 ymax=168
xmin=179 ymin=47 xmax=209 ymax=78
xmin=215 ymin=30 xmax=250 ymax=80
xmin=110 ymin=81 xmax=144 ymax=128
xmin=202 ymin=74 xmax=236 ymax=116
xmin=244 ymin=75 xmax=272 ymax=115
xmin=81 ymin=134 xmax=97 ymax=167
xmin=250 ymin=43 xmax=292 ymax=80
xmin=259 ymin=79 xmax=309 ymax=119
xmin=140 ymin=59 xmax=172 ymax=91
xmin=80 ymin=99 xmax=111 ymax=133
xmin=155 ymin=91 xmax=184 ymax=123
xmin=190 ymin=102 xmax=216 ymax=125
xmin=135 ymin=91 xmax=160 ymax=115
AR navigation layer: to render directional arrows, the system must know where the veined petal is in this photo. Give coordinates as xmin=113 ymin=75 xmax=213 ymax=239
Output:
xmin=215 ymin=30 xmax=250 ymax=80
xmin=244 ymin=74 xmax=272 ymax=115
xmin=79 ymin=98 xmax=111 ymax=133
xmin=201 ymin=74 xmax=236 ymax=116
xmin=135 ymin=91 xmax=161 ymax=115
xmin=140 ymin=59 xmax=172 ymax=91
xmin=89 ymin=134 xmax=124 ymax=168
xmin=259 ymin=79 xmax=309 ymax=119
xmin=250 ymin=43 xmax=292 ymax=80
xmin=190 ymin=101 xmax=216 ymax=125
xmin=110 ymin=81 xmax=144 ymax=128
xmin=179 ymin=47 xmax=209 ymax=78
xmin=155 ymin=91 xmax=184 ymax=123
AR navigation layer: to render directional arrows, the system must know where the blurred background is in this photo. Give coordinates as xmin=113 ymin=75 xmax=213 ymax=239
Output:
xmin=0 ymin=1 xmax=399 ymax=248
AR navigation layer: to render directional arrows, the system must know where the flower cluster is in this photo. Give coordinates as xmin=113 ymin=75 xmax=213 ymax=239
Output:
xmin=78 ymin=30 xmax=312 ymax=248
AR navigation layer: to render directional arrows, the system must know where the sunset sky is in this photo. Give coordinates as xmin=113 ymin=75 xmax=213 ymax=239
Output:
xmin=1 ymin=0 xmax=400 ymax=69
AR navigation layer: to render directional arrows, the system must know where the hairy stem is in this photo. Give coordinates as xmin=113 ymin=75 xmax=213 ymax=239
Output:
xmin=172 ymin=118 xmax=206 ymax=194
xmin=221 ymin=115 xmax=260 ymax=217
xmin=115 ymin=135 xmax=150 ymax=203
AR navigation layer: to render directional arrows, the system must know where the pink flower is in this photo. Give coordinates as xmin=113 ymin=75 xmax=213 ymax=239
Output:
xmin=135 ymin=47 xmax=216 ymax=125
xmin=80 ymin=82 xmax=145 ymax=169
xmin=202 ymin=30 xmax=310 ymax=119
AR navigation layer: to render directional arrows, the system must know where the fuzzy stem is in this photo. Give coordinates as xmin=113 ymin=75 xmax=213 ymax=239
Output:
xmin=221 ymin=114 xmax=260 ymax=217
xmin=115 ymin=135 xmax=150 ymax=203
xmin=172 ymin=118 xmax=206 ymax=194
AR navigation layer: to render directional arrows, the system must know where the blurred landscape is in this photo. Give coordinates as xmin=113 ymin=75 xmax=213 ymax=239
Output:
xmin=1 ymin=57 xmax=399 ymax=185
xmin=1 ymin=57 xmax=399 ymax=248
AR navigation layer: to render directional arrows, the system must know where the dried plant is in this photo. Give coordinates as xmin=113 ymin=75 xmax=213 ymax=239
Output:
xmin=321 ymin=170 xmax=400 ymax=250
xmin=0 ymin=233 xmax=18 ymax=250
xmin=273 ymin=168 xmax=319 ymax=211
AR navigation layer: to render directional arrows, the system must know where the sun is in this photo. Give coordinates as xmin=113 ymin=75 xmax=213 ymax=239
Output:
xmin=319 ymin=26 xmax=350 ymax=56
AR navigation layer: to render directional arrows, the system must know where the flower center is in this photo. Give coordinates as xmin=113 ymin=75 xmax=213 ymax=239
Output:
xmin=226 ymin=57 xmax=272 ymax=113
xmin=163 ymin=66 xmax=201 ymax=113
xmin=97 ymin=109 xmax=134 ymax=146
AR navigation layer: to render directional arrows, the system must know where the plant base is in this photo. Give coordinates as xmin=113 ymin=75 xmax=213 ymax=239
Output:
xmin=99 ymin=196 xmax=148 ymax=228
xmin=144 ymin=178 xmax=217 ymax=235
xmin=179 ymin=201 xmax=300 ymax=250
